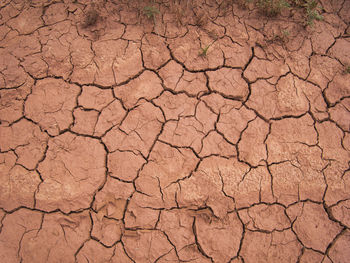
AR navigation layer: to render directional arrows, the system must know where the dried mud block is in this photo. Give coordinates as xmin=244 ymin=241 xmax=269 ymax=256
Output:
xmin=124 ymin=195 xmax=160 ymax=229
xmin=43 ymin=3 xmax=68 ymax=25
xmin=141 ymin=33 xmax=171 ymax=70
xmin=21 ymin=211 xmax=90 ymax=262
xmin=92 ymin=40 xmax=128 ymax=86
xmin=270 ymin=155 xmax=327 ymax=205
xmin=0 ymin=51 xmax=29 ymax=88
xmin=177 ymin=243 xmax=212 ymax=262
xmin=299 ymin=248 xmax=323 ymax=263
xmin=7 ymin=7 xmax=43 ymax=34
xmin=328 ymin=229 xmax=350 ymax=263
xmin=108 ymin=151 xmax=146 ymax=182
xmin=207 ymin=68 xmax=248 ymax=100
xmin=0 ymin=152 xmax=41 ymax=210
xmin=199 ymin=130 xmax=237 ymax=157
xmin=158 ymin=60 xmax=208 ymax=96
xmin=325 ymin=73 xmax=350 ymax=104
xmin=223 ymin=165 xmax=275 ymax=209
xmin=72 ymin=108 xmax=99 ymax=136
xmin=316 ymin=121 xmax=349 ymax=162
xmin=329 ymin=38 xmax=350 ymax=66
xmin=200 ymin=93 xmax=242 ymax=115
xmin=308 ymin=55 xmax=343 ymax=91
xmin=0 ymin=78 xmax=32 ymax=125
xmin=286 ymin=39 xmax=312 ymax=79
xmin=94 ymin=99 xmax=126 ymax=137
xmin=76 ymin=239 xmax=115 ymax=263
xmin=330 ymin=199 xmax=350 ymax=228
xmin=244 ymin=57 xmax=289 ymax=83
xmin=178 ymin=157 xmax=236 ymax=217
xmin=112 ymin=41 xmax=143 ymax=85
xmin=0 ymin=119 xmax=48 ymax=170
xmin=218 ymin=37 xmax=251 ymax=67
xmin=122 ymin=230 xmax=173 ymax=262
xmin=114 ymin=70 xmax=163 ymax=109
xmin=240 ymin=229 xmax=302 ymax=263
xmin=247 ymin=74 xmax=309 ymax=119
xmin=216 ymin=104 xmax=255 ymax=144
xmin=157 ymin=210 xmax=195 ymax=251
xmin=36 ymin=133 xmax=106 ymax=213
xmin=91 ymin=212 xmax=124 ymax=246
xmin=195 ymin=212 xmax=243 ymax=262
xmin=42 ymin=38 xmax=73 ymax=79
xmin=159 ymin=102 xmax=217 ymax=153
xmin=153 ymin=91 xmax=197 ymax=120
xmin=25 ymin=78 xmax=80 ymax=136
xmin=266 ymin=115 xmax=318 ymax=163
xmin=238 ymin=117 xmax=269 ymax=166
xmin=78 ymin=86 xmax=114 ymax=111
xmin=93 ymin=176 xmax=134 ymax=220
xmin=103 ymin=101 xmax=164 ymax=156
xmin=238 ymin=204 xmax=290 ymax=232
xmin=287 ymin=202 xmax=342 ymax=252
xmin=329 ymin=98 xmax=350 ymax=132
xmin=324 ymin=163 xmax=350 ymax=207
xmin=0 ymin=209 xmax=42 ymax=261
xmin=137 ymin=141 xmax=198 ymax=190
xmin=110 ymin=243 xmax=134 ymax=263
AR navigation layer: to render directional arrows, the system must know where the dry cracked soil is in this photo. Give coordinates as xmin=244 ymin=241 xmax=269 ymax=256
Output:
xmin=0 ymin=0 xmax=350 ymax=262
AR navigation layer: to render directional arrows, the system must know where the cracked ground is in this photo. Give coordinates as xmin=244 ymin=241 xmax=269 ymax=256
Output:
xmin=0 ymin=0 xmax=350 ymax=262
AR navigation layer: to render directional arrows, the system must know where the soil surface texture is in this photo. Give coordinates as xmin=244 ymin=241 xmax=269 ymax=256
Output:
xmin=0 ymin=0 xmax=350 ymax=262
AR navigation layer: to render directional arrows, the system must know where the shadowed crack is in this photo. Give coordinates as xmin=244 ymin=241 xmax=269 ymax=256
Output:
xmin=192 ymin=217 xmax=214 ymax=262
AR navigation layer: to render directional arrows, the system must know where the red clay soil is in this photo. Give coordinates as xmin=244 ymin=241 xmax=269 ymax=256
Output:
xmin=0 ymin=0 xmax=350 ymax=262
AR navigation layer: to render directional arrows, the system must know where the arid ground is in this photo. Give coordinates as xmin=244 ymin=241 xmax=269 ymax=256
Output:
xmin=0 ymin=0 xmax=350 ymax=262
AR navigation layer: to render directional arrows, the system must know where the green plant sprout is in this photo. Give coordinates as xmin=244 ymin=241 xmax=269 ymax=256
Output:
xmin=275 ymin=29 xmax=290 ymax=43
xmin=257 ymin=0 xmax=290 ymax=16
xmin=281 ymin=29 xmax=290 ymax=37
xmin=143 ymin=5 xmax=160 ymax=20
xmin=199 ymin=45 xmax=210 ymax=57
xmin=304 ymin=0 xmax=323 ymax=25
